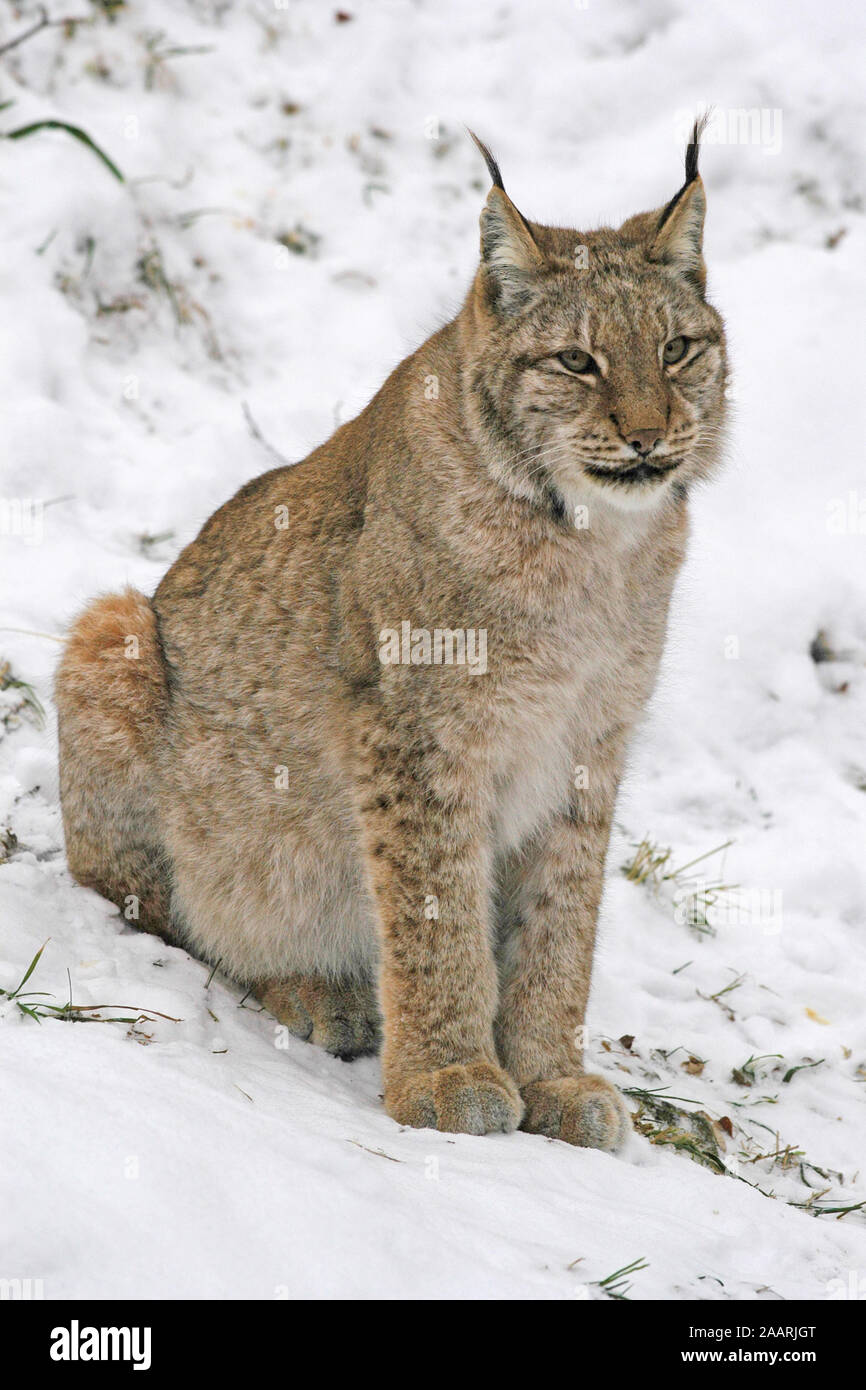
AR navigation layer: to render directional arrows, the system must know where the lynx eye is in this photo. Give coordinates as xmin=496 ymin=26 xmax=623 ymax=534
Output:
xmin=558 ymin=348 xmax=598 ymax=375
xmin=663 ymin=336 xmax=689 ymax=365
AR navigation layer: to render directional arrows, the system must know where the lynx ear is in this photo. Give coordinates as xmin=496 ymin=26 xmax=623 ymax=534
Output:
xmin=648 ymin=115 xmax=709 ymax=288
xmin=649 ymin=177 xmax=706 ymax=282
xmin=479 ymin=186 xmax=545 ymax=311
xmin=469 ymin=130 xmax=543 ymax=314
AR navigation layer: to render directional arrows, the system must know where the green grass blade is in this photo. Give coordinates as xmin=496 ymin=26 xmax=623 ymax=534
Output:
xmin=4 ymin=120 xmax=124 ymax=182
xmin=7 ymin=941 xmax=49 ymax=998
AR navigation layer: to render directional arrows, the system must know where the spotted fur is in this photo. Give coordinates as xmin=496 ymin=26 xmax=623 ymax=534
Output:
xmin=55 ymin=128 xmax=727 ymax=1148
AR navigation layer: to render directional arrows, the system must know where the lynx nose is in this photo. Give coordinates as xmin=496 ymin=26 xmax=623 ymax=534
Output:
xmin=626 ymin=427 xmax=665 ymax=455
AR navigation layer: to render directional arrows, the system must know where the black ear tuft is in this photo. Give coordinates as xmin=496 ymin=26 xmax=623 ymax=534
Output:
xmin=658 ymin=109 xmax=711 ymax=233
xmin=684 ymin=109 xmax=712 ymax=185
xmin=467 ymin=128 xmax=505 ymax=191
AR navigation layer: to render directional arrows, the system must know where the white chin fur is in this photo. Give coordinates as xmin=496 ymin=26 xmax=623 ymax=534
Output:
xmin=558 ymin=471 xmax=675 ymax=523
xmin=587 ymin=473 xmax=675 ymax=514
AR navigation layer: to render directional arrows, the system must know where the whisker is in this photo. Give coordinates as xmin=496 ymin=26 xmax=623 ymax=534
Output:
xmin=488 ymin=423 xmax=729 ymax=489
xmin=495 ymin=442 xmax=576 ymax=479
xmin=502 ymin=438 xmax=571 ymax=468
xmin=522 ymin=449 xmax=578 ymax=482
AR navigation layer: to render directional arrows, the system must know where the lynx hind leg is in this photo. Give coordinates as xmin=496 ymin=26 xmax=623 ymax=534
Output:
xmin=55 ymin=587 xmax=172 ymax=937
xmin=258 ymin=973 xmax=381 ymax=1061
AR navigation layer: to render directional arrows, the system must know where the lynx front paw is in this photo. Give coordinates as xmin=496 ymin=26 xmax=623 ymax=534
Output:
xmin=257 ymin=973 xmax=381 ymax=1060
xmin=520 ymin=1074 xmax=630 ymax=1152
xmin=386 ymin=1059 xmax=524 ymax=1135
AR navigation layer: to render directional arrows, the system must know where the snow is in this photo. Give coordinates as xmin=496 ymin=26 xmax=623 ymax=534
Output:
xmin=1 ymin=0 xmax=865 ymax=1300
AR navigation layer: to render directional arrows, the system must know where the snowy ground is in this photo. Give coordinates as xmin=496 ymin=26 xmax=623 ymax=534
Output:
xmin=1 ymin=0 xmax=865 ymax=1300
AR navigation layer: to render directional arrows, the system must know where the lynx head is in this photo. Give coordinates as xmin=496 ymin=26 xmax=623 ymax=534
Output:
xmin=463 ymin=120 xmax=727 ymax=517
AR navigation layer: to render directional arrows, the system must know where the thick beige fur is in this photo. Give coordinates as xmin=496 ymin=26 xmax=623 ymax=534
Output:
xmin=55 ymin=128 xmax=726 ymax=1148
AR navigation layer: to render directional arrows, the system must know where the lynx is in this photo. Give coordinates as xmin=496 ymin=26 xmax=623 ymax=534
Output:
xmin=56 ymin=122 xmax=727 ymax=1149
